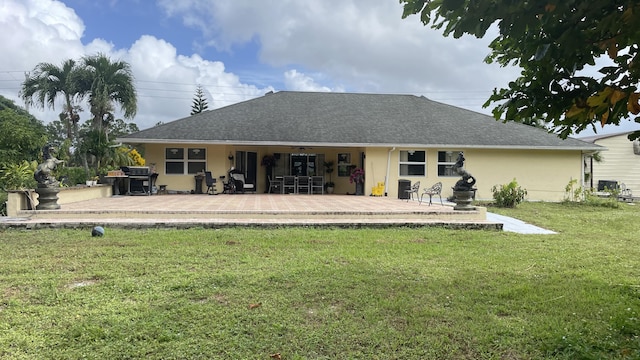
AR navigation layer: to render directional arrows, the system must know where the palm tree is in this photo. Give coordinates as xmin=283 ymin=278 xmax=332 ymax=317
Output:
xmin=80 ymin=53 xmax=137 ymax=139
xmin=20 ymin=59 xmax=84 ymax=142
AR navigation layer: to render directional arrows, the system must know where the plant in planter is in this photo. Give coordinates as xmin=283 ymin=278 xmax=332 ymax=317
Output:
xmin=323 ymin=161 xmax=335 ymax=193
xmin=349 ymin=167 xmax=365 ymax=195
xmin=0 ymin=160 xmax=38 ymax=211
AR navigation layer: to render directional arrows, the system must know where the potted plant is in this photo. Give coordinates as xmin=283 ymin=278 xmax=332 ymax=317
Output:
xmin=323 ymin=161 xmax=335 ymax=194
xmin=87 ymin=175 xmax=99 ymax=187
xmin=349 ymin=167 xmax=365 ymax=195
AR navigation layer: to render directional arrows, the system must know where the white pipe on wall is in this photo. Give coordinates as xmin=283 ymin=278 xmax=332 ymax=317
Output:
xmin=385 ymin=147 xmax=395 ymax=196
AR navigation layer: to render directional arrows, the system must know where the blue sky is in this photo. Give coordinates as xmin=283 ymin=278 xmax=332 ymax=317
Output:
xmin=0 ymin=0 xmax=638 ymax=136
xmin=60 ymin=0 xmax=269 ymax=80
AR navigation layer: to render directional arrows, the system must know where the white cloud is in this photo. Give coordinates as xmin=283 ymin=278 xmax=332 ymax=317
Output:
xmin=0 ymin=0 xmax=273 ymax=130
xmin=125 ymin=35 xmax=272 ymax=127
xmin=155 ymin=0 xmax=521 ymax=113
xmin=2 ymin=0 xmax=638 ymax=136
xmin=283 ymin=70 xmax=342 ymax=92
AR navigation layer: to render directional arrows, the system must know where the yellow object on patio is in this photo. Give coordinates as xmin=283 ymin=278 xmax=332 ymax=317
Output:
xmin=372 ymin=182 xmax=385 ymax=196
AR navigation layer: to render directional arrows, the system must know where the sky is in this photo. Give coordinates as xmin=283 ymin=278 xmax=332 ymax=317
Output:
xmin=1 ymin=0 xmax=638 ymax=137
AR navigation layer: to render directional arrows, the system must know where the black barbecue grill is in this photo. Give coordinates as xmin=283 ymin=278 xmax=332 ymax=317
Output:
xmin=121 ymin=166 xmax=157 ymax=195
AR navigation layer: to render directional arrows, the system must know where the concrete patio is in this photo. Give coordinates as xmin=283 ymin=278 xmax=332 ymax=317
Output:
xmin=0 ymin=193 xmax=502 ymax=230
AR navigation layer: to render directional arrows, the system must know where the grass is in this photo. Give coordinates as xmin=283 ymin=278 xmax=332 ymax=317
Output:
xmin=1 ymin=202 xmax=640 ymax=359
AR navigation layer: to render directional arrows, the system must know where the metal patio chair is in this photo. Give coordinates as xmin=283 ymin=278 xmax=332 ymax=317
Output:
xmin=420 ymin=181 xmax=443 ymax=206
xmin=404 ymin=181 xmax=420 ymax=202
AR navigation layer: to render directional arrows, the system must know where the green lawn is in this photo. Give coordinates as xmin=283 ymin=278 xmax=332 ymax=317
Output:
xmin=1 ymin=202 xmax=639 ymax=359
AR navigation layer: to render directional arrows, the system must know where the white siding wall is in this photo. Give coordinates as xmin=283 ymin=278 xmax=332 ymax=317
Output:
xmin=592 ymin=134 xmax=640 ymax=193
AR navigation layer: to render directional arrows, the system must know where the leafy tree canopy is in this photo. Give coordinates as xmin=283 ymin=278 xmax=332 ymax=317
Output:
xmin=20 ymin=59 xmax=84 ymax=142
xmin=401 ymin=0 xmax=640 ymax=139
xmin=80 ymin=53 xmax=137 ymax=128
xmin=0 ymin=96 xmax=47 ymax=166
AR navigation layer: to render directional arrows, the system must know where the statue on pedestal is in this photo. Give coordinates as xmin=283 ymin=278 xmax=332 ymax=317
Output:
xmin=452 ymin=152 xmax=477 ymax=211
xmin=34 ymin=144 xmax=64 ymax=187
xmin=452 ymin=152 xmax=476 ymax=191
xmin=34 ymin=144 xmax=64 ymax=210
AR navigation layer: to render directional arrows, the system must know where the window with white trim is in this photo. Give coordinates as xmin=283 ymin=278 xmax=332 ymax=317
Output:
xmin=399 ymin=150 xmax=426 ymax=176
xmin=165 ymin=147 xmax=206 ymax=174
xmin=437 ymin=151 xmax=460 ymax=177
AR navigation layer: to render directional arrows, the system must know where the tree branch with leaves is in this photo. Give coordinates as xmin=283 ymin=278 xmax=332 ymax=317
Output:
xmin=401 ymin=0 xmax=640 ymax=140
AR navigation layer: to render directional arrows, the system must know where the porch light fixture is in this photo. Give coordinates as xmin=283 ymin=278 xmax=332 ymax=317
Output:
xmin=228 ymin=153 xmax=234 ymax=161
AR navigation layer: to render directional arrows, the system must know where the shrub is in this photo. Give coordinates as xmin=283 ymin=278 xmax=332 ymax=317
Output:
xmin=584 ymin=188 xmax=620 ymax=208
xmin=56 ymin=166 xmax=89 ymax=186
xmin=0 ymin=191 xmax=7 ymax=216
xmin=562 ymin=178 xmax=620 ymax=208
xmin=491 ymin=178 xmax=527 ymax=208
xmin=563 ymin=178 xmax=583 ymax=202
xmin=128 ymin=148 xmax=145 ymax=166
xmin=0 ymin=160 xmax=37 ymax=191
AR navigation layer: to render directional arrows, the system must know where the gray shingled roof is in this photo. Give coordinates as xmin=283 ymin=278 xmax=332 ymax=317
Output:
xmin=120 ymin=91 xmax=601 ymax=150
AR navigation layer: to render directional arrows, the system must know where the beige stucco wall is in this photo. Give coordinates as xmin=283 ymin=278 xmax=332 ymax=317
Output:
xmin=592 ymin=135 xmax=640 ymax=192
xmin=142 ymin=143 xmax=583 ymax=201
xmin=467 ymin=149 xmax=581 ymax=201
xmin=6 ymin=185 xmax=112 ymax=217
xmin=364 ymin=147 xmax=583 ymax=202
xmin=144 ymin=143 xmax=234 ymax=193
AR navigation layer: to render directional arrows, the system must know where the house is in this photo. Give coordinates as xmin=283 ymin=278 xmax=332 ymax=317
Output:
xmin=580 ymin=131 xmax=640 ymax=194
xmin=118 ymin=91 xmax=602 ymax=201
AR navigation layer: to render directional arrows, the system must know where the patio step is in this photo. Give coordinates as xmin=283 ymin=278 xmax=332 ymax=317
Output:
xmin=17 ymin=207 xmax=487 ymax=221
xmin=3 ymin=195 xmax=501 ymax=230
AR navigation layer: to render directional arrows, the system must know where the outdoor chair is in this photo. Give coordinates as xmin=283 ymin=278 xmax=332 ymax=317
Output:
xmin=268 ymin=175 xmax=282 ymax=194
xmin=282 ymin=176 xmax=296 ymax=194
xmin=230 ymin=172 xmax=255 ymax=193
xmin=297 ymin=176 xmax=311 ymax=194
xmin=404 ymin=181 xmax=420 ymax=202
xmin=205 ymin=171 xmax=217 ymax=195
xmin=619 ymin=183 xmax=633 ymax=202
xmin=420 ymin=181 xmax=443 ymax=206
xmin=311 ymin=176 xmax=324 ymax=194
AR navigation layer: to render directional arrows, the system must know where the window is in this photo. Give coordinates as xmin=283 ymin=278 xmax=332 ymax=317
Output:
xmin=337 ymin=153 xmax=352 ymax=177
xmin=399 ymin=150 xmax=426 ymax=176
xmin=437 ymin=151 xmax=460 ymax=177
xmin=165 ymin=147 xmax=206 ymax=174
xmin=291 ymin=153 xmax=318 ymax=176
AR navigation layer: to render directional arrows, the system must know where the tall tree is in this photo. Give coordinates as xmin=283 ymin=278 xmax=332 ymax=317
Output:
xmin=190 ymin=85 xmax=209 ymax=115
xmin=20 ymin=59 xmax=84 ymax=142
xmin=80 ymin=53 xmax=137 ymax=139
xmin=0 ymin=96 xmax=47 ymax=166
xmin=109 ymin=118 xmax=140 ymax=139
xmin=401 ymin=0 xmax=640 ymax=139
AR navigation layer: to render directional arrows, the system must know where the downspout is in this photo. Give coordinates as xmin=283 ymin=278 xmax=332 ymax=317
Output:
xmin=385 ymin=147 xmax=396 ymax=196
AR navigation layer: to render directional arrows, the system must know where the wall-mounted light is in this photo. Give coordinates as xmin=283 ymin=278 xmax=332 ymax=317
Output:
xmin=228 ymin=152 xmax=234 ymax=161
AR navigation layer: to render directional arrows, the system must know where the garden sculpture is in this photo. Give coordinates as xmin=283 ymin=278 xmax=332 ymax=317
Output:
xmin=452 ymin=152 xmax=476 ymax=191
xmin=34 ymin=144 xmax=64 ymax=187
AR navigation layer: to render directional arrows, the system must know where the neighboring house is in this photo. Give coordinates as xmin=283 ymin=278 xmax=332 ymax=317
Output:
xmin=580 ymin=131 xmax=640 ymax=193
xmin=118 ymin=91 xmax=601 ymax=201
